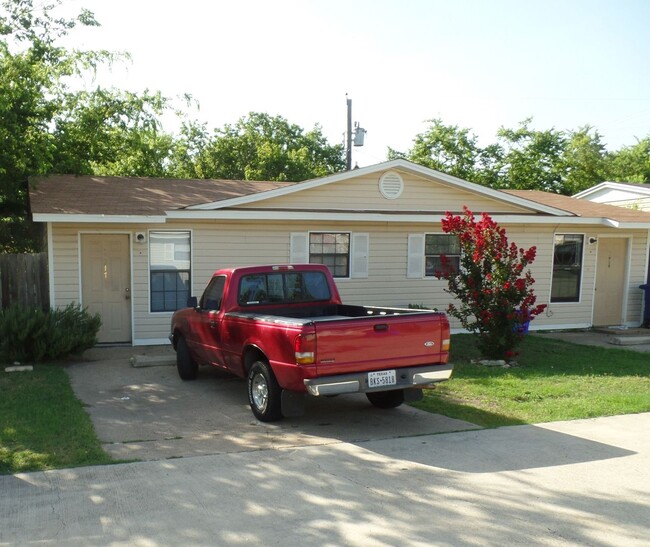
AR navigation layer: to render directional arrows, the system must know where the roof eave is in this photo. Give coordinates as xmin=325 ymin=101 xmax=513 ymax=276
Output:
xmin=32 ymin=214 xmax=168 ymax=223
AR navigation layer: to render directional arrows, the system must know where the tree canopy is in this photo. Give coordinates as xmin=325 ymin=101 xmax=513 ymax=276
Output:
xmin=390 ymin=118 xmax=650 ymax=195
xmin=0 ymin=0 xmax=344 ymax=252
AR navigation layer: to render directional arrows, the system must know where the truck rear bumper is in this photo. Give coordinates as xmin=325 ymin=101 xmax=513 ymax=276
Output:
xmin=303 ymin=364 xmax=453 ymax=396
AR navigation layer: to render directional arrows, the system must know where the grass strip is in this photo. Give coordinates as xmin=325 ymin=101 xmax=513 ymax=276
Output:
xmin=413 ymin=334 xmax=650 ymax=427
xmin=0 ymin=365 xmax=114 ymax=474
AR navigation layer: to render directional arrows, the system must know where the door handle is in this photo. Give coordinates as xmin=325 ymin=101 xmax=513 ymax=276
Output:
xmin=124 ymin=288 xmax=131 ymax=300
xmin=210 ymin=320 xmax=217 ymax=328
xmin=374 ymin=324 xmax=388 ymax=332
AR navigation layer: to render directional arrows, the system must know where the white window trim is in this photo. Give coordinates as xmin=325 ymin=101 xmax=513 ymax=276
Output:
xmin=408 ymin=232 xmax=458 ymax=279
xmin=148 ymin=229 xmax=193 ymax=315
xmin=550 ymin=232 xmax=586 ymax=305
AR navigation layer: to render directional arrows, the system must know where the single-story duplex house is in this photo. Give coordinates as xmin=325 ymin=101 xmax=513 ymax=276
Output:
xmin=29 ymin=159 xmax=650 ymax=345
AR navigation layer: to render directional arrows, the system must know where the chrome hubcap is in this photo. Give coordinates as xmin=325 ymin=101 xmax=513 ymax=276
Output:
xmin=251 ymin=373 xmax=268 ymax=412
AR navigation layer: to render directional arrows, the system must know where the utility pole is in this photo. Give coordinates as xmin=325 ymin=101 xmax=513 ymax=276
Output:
xmin=345 ymin=94 xmax=366 ymax=171
xmin=346 ymin=95 xmax=352 ymax=170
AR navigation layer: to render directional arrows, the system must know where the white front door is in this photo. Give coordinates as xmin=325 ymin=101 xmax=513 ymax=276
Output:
xmin=593 ymin=238 xmax=627 ymax=327
xmin=81 ymin=234 xmax=131 ymax=343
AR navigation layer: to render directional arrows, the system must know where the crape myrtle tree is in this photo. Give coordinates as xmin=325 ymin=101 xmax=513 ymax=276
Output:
xmin=435 ymin=207 xmax=547 ymax=361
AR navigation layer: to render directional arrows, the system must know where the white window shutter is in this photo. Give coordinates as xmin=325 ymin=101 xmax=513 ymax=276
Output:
xmin=290 ymin=232 xmax=309 ymax=264
xmin=351 ymin=233 xmax=369 ymax=278
xmin=407 ymin=234 xmax=425 ymax=278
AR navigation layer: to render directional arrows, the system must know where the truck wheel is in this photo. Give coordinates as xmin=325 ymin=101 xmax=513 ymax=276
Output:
xmin=366 ymin=389 xmax=405 ymax=409
xmin=247 ymin=361 xmax=282 ymax=422
xmin=176 ymin=336 xmax=198 ymax=380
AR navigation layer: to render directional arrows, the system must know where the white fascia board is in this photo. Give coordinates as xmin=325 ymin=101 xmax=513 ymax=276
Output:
xmin=165 ymin=209 xmax=627 ymax=226
xmin=32 ymin=214 xmax=168 ymax=223
xmin=603 ymin=220 xmax=650 ymax=229
xmin=573 ymin=183 xmax=609 ymax=199
xmin=185 ymin=159 xmax=569 ymax=217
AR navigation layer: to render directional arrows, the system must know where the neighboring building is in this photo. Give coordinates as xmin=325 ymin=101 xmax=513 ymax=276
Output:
xmin=29 ymin=159 xmax=650 ymax=345
xmin=574 ymin=181 xmax=650 ymax=211
xmin=574 ymin=181 xmax=650 ymax=285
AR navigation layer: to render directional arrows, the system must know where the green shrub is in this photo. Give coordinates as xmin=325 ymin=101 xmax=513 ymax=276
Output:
xmin=0 ymin=304 xmax=101 ymax=363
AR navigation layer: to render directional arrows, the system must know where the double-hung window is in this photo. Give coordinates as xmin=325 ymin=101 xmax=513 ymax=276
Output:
xmin=149 ymin=231 xmax=191 ymax=312
xmin=551 ymin=234 xmax=583 ymax=303
xmin=425 ymin=234 xmax=460 ymax=276
xmin=309 ymin=232 xmax=351 ymax=278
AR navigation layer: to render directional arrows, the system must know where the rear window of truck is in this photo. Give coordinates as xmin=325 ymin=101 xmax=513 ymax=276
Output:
xmin=238 ymin=271 xmax=331 ymax=306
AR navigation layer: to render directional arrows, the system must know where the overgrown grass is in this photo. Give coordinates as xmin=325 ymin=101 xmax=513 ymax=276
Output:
xmin=0 ymin=365 xmax=114 ymax=474
xmin=413 ymin=334 xmax=650 ymax=427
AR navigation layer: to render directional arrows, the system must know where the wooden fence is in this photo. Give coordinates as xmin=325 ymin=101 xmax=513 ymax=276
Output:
xmin=0 ymin=253 xmax=49 ymax=311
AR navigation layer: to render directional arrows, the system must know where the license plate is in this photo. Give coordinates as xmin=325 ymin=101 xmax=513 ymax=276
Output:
xmin=368 ymin=370 xmax=396 ymax=388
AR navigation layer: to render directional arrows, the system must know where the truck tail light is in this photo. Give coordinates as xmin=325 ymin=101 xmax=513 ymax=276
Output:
xmin=442 ymin=338 xmax=450 ymax=351
xmin=294 ymin=333 xmax=316 ymax=365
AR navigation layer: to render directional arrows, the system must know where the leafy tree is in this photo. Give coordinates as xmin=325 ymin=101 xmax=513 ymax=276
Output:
xmin=170 ymin=113 xmax=345 ymax=182
xmin=607 ymin=138 xmax=650 ymax=184
xmin=388 ymin=119 xmax=483 ymax=180
xmin=395 ymin=117 xmax=650 ymax=195
xmin=0 ymin=0 xmax=106 ymax=252
xmin=388 ymin=119 xmax=502 ymax=186
xmin=559 ymin=126 xmax=609 ymax=195
xmin=52 ymin=88 xmax=174 ymax=177
xmin=494 ymin=119 xmax=566 ymax=192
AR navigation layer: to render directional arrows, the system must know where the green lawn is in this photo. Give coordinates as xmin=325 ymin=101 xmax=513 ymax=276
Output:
xmin=0 ymin=365 xmax=114 ymax=474
xmin=413 ymin=333 xmax=650 ymax=427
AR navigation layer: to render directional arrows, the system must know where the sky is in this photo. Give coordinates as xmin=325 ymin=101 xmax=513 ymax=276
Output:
xmin=59 ymin=0 xmax=650 ymax=167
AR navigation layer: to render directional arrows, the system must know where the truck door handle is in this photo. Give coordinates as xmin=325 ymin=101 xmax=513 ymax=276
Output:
xmin=374 ymin=324 xmax=388 ymax=332
xmin=210 ymin=320 xmax=218 ymax=328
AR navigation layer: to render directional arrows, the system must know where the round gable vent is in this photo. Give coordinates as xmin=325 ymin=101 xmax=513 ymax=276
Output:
xmin=379 ymin=171 xmax=404 ymax=199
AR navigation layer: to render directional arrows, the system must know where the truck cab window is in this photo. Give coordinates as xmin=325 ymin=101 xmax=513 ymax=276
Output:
xmin=201 ymin=276 xmax=226 ymax=311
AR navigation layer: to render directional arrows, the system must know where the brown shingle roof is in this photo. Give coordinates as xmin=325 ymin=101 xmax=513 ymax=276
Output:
xmin=29 ymin=175 xmax=293 ymax=216
xmin=502 ymin=190 xmax=650 ymax=224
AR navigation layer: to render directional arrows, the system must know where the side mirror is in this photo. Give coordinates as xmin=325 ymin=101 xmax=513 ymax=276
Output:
xmin=187 ymin=296 xmax=198 ymax=308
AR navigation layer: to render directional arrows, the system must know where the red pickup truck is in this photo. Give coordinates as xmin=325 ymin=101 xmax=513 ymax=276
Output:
xmin=170 ymin=264 xmax=452 ymax=421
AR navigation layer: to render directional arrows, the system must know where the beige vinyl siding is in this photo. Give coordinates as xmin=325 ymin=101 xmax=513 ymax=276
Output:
xmin=48 ymin=221 xmax=650 ymax=343
xmin=51 ymin=224 xmax=83 ymax=306
xmin=240 ymin=172 xmax=532 ymax=214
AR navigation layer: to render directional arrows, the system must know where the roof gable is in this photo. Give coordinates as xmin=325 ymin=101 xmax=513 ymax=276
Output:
xmin=186 ymin=159 xmax=568 ymax=216
xmin=573 ymin=181 xmax=650 ymax=203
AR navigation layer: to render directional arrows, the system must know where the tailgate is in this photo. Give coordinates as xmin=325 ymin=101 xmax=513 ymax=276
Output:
xmin=313 ymin=314 xmax=448 ymax=376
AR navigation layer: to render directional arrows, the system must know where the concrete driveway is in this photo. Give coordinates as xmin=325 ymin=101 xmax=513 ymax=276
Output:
xmin=65 ymin=345 xmax=478 ymax=461
xmin=1 ymin=413 xmax=649 ymax=545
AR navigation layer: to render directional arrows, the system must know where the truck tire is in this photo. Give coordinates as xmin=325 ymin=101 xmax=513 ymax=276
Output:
xmin=366 ymin=389 xmax=404 ymax=409
xmin=176 ymin=336 xmax=198 ymax=380
xmin=247 ymin=360 xmax=283 ymax=422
